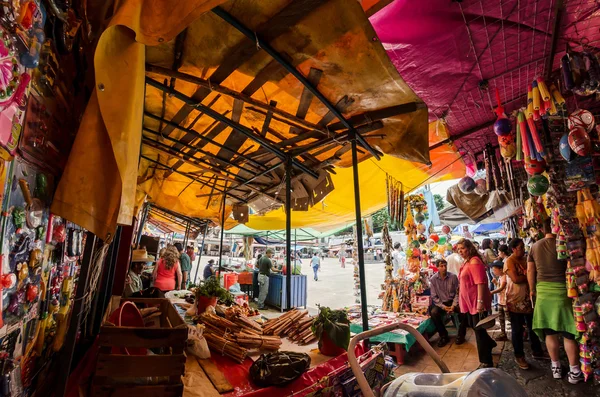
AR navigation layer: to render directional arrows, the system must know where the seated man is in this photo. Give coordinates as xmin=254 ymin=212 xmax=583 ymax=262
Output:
xmin=429 ymin=259 xmax=466 ymax=347
xmin=124 ymin=249 xmax=150 ymax=297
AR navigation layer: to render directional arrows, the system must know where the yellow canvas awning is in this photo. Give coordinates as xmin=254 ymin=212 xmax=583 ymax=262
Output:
xmin=51 ymin=0 xmax=459 ymax=239
xmin=246 ymin=142 xmax=464 ymax=231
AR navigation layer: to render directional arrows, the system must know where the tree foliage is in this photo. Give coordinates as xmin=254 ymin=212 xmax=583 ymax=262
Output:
xmin=433 ymin=194 xmax=446 ymax=211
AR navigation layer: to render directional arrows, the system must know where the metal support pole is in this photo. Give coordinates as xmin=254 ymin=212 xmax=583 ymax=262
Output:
xmin=90 ymin=226 xmax=122 ymax=337
xmin=183 ymin=221 xmax=190 ymax=247
xmin=285 ymin=157 xmax=292 ymax=310
xmin=218 ymin=193 xmax=227 ymax=278
xmin=351 ymin=132 xmax=369 ymax=332
xmin=193 ymin=222 xmax=209 ymax=284
xmin=135 ymin=204 xmax=149 ymax=247
xmin=56 ymin=232 xmax=97 ymax=396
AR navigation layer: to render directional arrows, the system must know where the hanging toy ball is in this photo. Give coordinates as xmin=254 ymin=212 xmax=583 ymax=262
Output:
xmin=559 ymin=133 xmax=575 ymax=162
xmin=500 ymin=142 xmax=516 ymax=159
xmin=417 ymin=223 xmax=426 ymax=234
xmin=527 ymin=174 xmax=549 ymax=196
xmin=458 ymin=176 xmax=476 ymax=193
xmin=426 ymin=239 xmax=436 ymax=249
xmin=417 ymin=234 xmax=427 ymax=244
xmin=26 ymin=284 xmax=38 ymax=302
xmin=411 ymin=240 xmax=420 ymax=248
xmin=497 ymin=134 xmax=513 ymax=147
xmin=474 ymin=179 xmax=487 ymax=195
xmin=493 ymin=118 xmax=512 ymax=136
xmin=430 ymin=234 xmax=439 ymax=243
xmin=415 ymin=212 xmax=426 ymax=223
xmin=441 ymin=225 xmax=451 ymax=235
xmin=412 ymin=248 xmax=421 ymax=257
xmin=524 ymin=158 xmax=546 ymax=175
xmin=568 ymin=109 xmax=595 ymax=133
xmin=568 ymin=126 xmax=592 ymax=156
xmin=438 ymin=235 xmax=447 ymax=245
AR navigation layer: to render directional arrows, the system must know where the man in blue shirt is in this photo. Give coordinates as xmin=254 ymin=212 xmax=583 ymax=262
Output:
xmin=311 ymin=253 xmax=320 ymax=281
xmin=429 ymin=259 xmax=465 ymax=347
xmin=203 ymin=259 xmax=215 ymax=280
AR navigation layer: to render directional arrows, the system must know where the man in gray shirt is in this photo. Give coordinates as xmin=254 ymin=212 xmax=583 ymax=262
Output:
xmin=429 ymin=259 xmax=465 ymax=347
xmin=257 ymin=249 xmax=280 ymax=309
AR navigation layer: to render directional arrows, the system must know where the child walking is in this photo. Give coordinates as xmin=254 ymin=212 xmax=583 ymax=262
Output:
xmin=490 ymin=261 xmax=508 ymax=341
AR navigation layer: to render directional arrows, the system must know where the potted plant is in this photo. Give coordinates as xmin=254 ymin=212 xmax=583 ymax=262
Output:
xmin=311 ymin=305 xmax=350 ymax=356
xmin=196 ymin=277 xmax=232 ymax=313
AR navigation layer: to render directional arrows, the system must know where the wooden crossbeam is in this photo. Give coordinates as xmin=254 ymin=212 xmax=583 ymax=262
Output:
xmin=146 ymin=77 xmax=319 ymax=179
xmin=213 ymin=6 xmax=381 ymax=160
xmin=154 ymin=0 xmax=326 ymax=169
xmin=326 ymin=103 xmax=423 ymax=131
xmin=144 ymin=112 xmax=267 ymax=171
xmin=290 ymin=67 xmax=323 ymax=134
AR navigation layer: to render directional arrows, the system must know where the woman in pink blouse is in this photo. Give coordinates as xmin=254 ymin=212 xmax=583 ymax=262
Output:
xmin=153 ymin=247 xmax=182 ymax=292
xmin=456 ymin=238 xmax=495 ymax=368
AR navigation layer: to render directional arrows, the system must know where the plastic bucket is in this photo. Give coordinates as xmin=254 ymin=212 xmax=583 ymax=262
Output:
xmin=319 ymin=332 xmax=346 ymax=356
xmin=197 ymin=295 xmax=218 ymax=313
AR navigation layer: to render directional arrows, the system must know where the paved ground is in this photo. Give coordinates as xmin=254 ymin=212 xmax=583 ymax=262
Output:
xmin=190 ymin=256 xmax=385 ymax=311
xmin=404 ymin=315 xmax=600 ymax=396
xmin=497 ymin=335 xmax=600 ymax=396
xmin=191 ymin=256 xmax=600 ymax=394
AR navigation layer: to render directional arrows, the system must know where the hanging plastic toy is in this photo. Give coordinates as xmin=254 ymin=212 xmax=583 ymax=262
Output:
xmin=20 ymin=2 xmax=47 ymax=68
xmin=493 ymin=88 xmax=512 ymax=136
xmin=460 ymin=149 xmax=477 ymax=178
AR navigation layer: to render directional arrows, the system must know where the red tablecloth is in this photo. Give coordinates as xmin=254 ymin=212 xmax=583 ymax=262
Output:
xmin=212 ymin=343 xmax=366 ymax=396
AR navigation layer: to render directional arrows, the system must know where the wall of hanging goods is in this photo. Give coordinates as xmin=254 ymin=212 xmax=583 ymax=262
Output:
xmin=462 ymin=48 xmax=600 ymax=383
xmin=0 ymin=0 xmax=95 ymax=395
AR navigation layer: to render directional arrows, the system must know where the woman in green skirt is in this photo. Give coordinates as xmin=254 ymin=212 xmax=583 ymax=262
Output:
xmin=527 ymin=219 xmax=583 ymax=384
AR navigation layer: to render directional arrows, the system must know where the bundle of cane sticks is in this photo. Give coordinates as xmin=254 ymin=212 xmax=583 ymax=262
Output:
xmin=199 ymin=313 xmax=282 ymax=352
xmin=203 ymin=332 xmax=248 ymax=363
xmin=262 ymin=309 xmax=316 ymax=345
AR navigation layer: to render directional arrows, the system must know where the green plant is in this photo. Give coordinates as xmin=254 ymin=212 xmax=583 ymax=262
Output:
xmin=311 ymin=305 xmax=350 ymax=350
xmin=195 ymin=277 xmax=232 ymax=303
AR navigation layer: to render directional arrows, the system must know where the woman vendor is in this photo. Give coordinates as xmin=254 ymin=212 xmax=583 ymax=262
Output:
xmin=456 ymin=239 xmax=495 ymax=368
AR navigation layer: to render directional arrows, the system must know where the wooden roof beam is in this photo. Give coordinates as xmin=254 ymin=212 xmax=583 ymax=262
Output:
xmin=146 ymin=64 xmax=326 ymax=135
xmin=144 ymin=112 xmax=268 ymax=172
xmin=146 ymin=77 xmax=319 ymax=179
xmin=142 ymin=139 xmax=281 ymax=201
xmin=213 ymin=6 xmax=381 ymax=161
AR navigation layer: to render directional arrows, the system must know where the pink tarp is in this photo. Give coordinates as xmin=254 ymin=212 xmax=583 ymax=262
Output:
xmin=370 ymin=0 xmax=600 ymax=156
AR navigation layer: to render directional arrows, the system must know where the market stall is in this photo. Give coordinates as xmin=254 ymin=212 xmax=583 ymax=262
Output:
xmin=347 ymin=306 xmax=435 ymax=364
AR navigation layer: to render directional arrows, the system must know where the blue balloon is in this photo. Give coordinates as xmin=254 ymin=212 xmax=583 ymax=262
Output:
xmin=494 ymin=118 xmax=512 ymax=136
xmin=559 ymin=133 xmax=575 ymax=162
xmin=458 ymin=176 xmax=476 ymax=193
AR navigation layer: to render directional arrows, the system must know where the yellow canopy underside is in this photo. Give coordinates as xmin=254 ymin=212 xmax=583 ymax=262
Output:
xmin=245 ymin=143 xmax=464 ymax=231
xmin=50 ymin=0 xmax=462 ymax=239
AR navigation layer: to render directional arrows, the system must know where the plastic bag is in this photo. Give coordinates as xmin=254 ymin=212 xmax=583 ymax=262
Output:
xmin=249 ymin=351 xmax=310 ymax=387
xmin=185 ymin=325 xmax=210 ymax=359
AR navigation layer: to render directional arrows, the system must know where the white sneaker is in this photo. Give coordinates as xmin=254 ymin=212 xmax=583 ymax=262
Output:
xmin=568 ymin=370 xmax=584 ymax=384
xmin=551 ymin=365 xmax=562 ymax=379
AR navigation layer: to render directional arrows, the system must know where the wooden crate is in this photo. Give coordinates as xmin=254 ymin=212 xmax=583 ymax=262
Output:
xmin=92 ymin=296 xmax=188 ymax=397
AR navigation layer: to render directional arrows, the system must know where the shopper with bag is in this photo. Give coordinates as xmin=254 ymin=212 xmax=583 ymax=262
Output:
xmin=456 ymin=239 xmax=495 ymax=368
xmin=505 ymin=238 xmax=548 ymax=370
